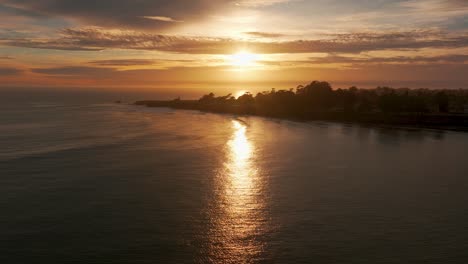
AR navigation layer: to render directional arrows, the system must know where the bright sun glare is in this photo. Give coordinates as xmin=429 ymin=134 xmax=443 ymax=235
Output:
xmin=230 ymin=51 xmax=257 ymax=67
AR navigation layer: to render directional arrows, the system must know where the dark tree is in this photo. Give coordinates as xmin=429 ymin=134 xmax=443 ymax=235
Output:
xmin=435 ymin=91 xmax=449 ymax=113
xmin=192 ymin=81 xmax=467 ymax=118
xmin=296 ymin=81 xmax=334 ymax=110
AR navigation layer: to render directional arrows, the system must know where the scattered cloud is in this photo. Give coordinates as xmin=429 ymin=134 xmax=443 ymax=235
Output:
xmin=88 ymin=59 xmax=157 ymax=66
xmin=31 ymin=66 xmax=115 ymax=76
xmin=0 ymin=0 xmax=236 ymax=31
xmin=30 ymin=54 xmax=468 ymax=79
xmin=235 ymin=0 xmax=295 ymax=7
xmin=244 ymin=31 xmax=287 ymax=38
xmin=401 ymin=0 xmax=468 ymax=12
xmin=0 ymin=66 xmax=22 ymax=75
xmin=2 ymin=28 xmax=467 ymax=54
xmin=87 ymin=59 xmax=213 ymax=67
xmin=398 ymin=0 xmax=468 ymax=24
xmin=141 ymin=16 xmax=183 ymax=23
xmin=24 ymin=62 xmax=468 ymax=89
xmin=0 ymin=0 xmax=467 ymax=89
xmin=263 ymin=54 xmax=468 ymax=66
xmin=325 ymin=54 xmax=468 ymax=64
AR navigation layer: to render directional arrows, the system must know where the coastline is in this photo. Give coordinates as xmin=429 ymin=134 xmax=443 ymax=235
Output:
xmin=134 ymin=100 xmax=468 ymax=132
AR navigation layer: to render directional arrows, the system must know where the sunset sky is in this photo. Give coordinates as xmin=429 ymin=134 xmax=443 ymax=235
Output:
xmin=0 ymin=0 xmax=467 ymax=91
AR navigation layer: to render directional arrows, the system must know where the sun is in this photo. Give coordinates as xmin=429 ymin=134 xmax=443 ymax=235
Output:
xmin=234 ymin=90 xmax=248 ymax=98
xmin=230 ymin=51 xmax=257 ymax=67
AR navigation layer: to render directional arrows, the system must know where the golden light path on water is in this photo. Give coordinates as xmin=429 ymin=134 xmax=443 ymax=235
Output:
xmin=229 ymin=120 xmax=255 ymax=200
xmin=206 ymin=120 xmax=267 ymax=263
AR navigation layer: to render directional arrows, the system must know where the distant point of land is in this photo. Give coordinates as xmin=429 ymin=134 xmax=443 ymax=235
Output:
xmin=135 ymin=81 xmax=468 ymax=131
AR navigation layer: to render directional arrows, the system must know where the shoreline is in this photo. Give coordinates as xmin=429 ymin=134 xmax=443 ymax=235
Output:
xmin=134 ymin=100 xmax=468 ymax=132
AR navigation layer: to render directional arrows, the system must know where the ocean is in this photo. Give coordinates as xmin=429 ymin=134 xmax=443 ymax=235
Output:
xmin=1 ymin=90 xmax=468 ymax=263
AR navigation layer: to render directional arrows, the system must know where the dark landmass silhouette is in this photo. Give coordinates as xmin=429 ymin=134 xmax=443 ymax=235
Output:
xmin=135 ymin=81 xmax=468 ymax=131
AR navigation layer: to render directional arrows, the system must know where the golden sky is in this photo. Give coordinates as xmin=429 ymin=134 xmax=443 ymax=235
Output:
xmin=0 ymin=0 xmax=467 ymax=91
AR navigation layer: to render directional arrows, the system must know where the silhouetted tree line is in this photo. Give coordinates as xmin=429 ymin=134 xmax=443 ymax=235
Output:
xmin=197 ymin=81 xmax=468 ymax=115
xmin=135 ymin=81 xmax=468 ymax=129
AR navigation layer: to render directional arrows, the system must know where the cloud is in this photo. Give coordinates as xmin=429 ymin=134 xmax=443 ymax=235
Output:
xmin=235 ymin=0 xmax=295 ymax=7
xmin=24 ymin=62 xmax=468 ymax=89
xmin=325 ymin=54 xmax=468 ymax=64
xmin=27 ymin=65 xmax=250 ymax=86
xmin=141 ymin=16 xmax=183 ymax=23
xmin=396 ymin=0 xmax=468 ymax=22
xmin=88 ymin=59 xmax=157 ymax=66
xmin=260 ymin=54 xmax=468 ymax=67
xmin=0 ymin=66 xmax=22 ymax=75
xmin=401 ymin=0 xmax=468 ymax=11
xmin=244 ymin=31 xmax=287 ymax=38
xmin=0 ymin=56 xmax=13 ymax=59
xmin=440 ymin=0 xmax=468 ymax=8
xmin=31 ymin=66 xmax=115 ymax=76
xmin=0 ymin=0 xmax=237 ymax=31
xmin=2 ymin=27 xmax=467 ymax=54
xmin=0 ymin=3 xmax=46 ymax=19
xmin=87 ymin=59 xmax=208 ymax=67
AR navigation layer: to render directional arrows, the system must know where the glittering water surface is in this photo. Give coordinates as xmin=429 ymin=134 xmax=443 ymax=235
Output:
xmin=2 ymin=101 xmax=468 ymax=263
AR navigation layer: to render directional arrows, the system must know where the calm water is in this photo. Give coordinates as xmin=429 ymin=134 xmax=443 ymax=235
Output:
xmin=1 ymin=98 xmax=468 ymax=263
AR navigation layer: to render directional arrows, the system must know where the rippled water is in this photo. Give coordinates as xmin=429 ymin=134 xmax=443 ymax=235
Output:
xmin=2 ymin=101 xmax=468 ymax=263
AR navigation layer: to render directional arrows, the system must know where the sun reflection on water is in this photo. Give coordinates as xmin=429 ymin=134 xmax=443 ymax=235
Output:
xmin=228 ymin=120 xmax=254 ymax=195
xmin=206 ymin=119 xmax=266 ymax=263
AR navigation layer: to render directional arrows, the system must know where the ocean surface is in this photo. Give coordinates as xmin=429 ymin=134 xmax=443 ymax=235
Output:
xmin=2 ymin=91 xmax=468 ymax=263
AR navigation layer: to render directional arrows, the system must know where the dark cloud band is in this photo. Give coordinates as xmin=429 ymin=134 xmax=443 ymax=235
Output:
xmin=2 ymin=27 xmax=467 ymax=54
xmin=0 ymin=66 xmax=22 ymax=75
xmin=0 ymin=0 xmax=236 ymax=31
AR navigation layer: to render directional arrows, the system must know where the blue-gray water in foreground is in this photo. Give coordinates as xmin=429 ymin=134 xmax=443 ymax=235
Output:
xmin=1 ymin=92 xmax=468 ymax=263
